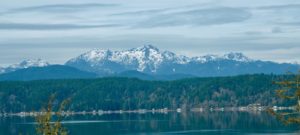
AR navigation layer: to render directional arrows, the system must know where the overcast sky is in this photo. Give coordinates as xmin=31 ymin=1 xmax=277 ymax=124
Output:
xmin=0 ymin=0 xmax=300 ymax=66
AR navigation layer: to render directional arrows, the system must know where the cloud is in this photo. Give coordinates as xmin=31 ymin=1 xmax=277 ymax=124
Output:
xmin=271 ymin=27 xmax=283 ymax=33
xmin=0 ymin=23 xmax=120 ymax=30
xmin=244 ymin=31 xmax=263 ymax=36
xmin=0 ymin=3 xmax=119 ymax=15
xmin=0 ymin=4 xmax=252 ymax=29
xmin=257 ymin=4 xmax=300 ymax=10
xmin=129 ymin=7 xmax=252 ymax=28
xmin=278 ymin=22 xmax=300 ymax=26
xmin=111 ymin=8 xmax=169 ymax=16
xmin=243 ymin=27 xmax=284 ymax=35
xmin=255 ymin=4 xmax=300 ymax=27
xmin=1 ymin=33 xmax=300 ymax=66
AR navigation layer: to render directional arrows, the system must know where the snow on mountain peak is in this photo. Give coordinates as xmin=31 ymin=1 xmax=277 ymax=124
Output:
xmin=192 ymin=53 xmax=252 ymax=63
xmin=67 ymin=45 xmax=192 ymax=73
xmin=80 ymin=49 xmax=112 ymax=62
xmin=133 ymin=45 xmax=159 ymax=52
xmin=192 ymin=54 xmax=219 ymax=63
xmin=17 ymin=59 xmax=50 ymax=68
xmin=223 ymin=52 xmax=251 ymax=62
xmin=0 ymin=59 xmax=50 ymax=74
xmin=66 ymin=45 xmax=254 ymax=74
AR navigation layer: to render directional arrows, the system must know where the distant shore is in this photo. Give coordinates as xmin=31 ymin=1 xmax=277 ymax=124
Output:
xmin=0 ymin=105 xmax=294 ymax=118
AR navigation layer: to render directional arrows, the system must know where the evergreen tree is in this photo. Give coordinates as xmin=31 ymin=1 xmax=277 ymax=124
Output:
xmin=268 ymin=71 xmax=300 ymax=124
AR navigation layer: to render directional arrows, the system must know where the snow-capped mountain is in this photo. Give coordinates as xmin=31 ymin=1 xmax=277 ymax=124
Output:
xmin=66 ymin=45 xmax=191 ymax=74
xmin=0 ymin=45 xmax=297 ymax=80
xmin=191 ymin=52 xmax=252 ymax=63
xmin=0 ymin=59 xmax=50 ymax=74
xmin=66 ymin=45 xmax=299 ymax=76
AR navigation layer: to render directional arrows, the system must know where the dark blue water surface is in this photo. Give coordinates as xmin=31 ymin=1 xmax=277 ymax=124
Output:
xmin=0 ymin=111 xmax=299 ymax=135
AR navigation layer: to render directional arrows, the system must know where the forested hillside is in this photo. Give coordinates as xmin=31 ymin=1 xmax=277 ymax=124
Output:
xmin=0 ymin=74 xmax=292 ymax=112
xmin=0 ymin=65 xmax=97 ymax=81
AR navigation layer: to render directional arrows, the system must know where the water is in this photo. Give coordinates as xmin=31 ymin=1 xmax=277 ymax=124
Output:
xmin=0 ymin=111 xmax=299 ymax=135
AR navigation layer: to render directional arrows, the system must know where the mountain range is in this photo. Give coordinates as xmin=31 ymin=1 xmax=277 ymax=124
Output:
xmin=65 ymin=45 xmax=299 ymax=76
xmin=0 ymin=45 xmax=299 ymax=81
xmin=0 ymin=59 xmax=49 ymax=74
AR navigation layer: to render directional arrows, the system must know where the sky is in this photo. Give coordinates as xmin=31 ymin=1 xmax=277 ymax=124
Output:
xmin=0 ymin=0 xmax=300 ymax=66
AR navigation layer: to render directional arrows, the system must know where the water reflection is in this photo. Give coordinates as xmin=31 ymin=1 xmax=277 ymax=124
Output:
xmin=0 ymin=111 xmax=299 ymax=135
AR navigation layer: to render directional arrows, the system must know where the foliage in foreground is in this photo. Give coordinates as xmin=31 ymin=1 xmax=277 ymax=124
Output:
xmin=35 ymin=94 xmax=70 ymax=135
xmin=268 ymin=71 xmax=300 ymax=124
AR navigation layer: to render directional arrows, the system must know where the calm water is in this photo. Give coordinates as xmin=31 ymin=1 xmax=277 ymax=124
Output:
xmin=0 ymin=111 xmax=299 ymax=135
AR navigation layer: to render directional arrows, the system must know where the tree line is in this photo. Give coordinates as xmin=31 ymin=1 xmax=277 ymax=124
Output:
xmin=0 ymin=74 xmax=293 ymax=112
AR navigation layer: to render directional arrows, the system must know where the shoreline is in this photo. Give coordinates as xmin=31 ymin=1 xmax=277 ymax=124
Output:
xmin=0 ymin=105 xmax=294 ymax=118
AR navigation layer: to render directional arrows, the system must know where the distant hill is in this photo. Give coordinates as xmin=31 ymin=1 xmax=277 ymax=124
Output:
xmin=114 ymin=70 xmax=195 ymax=80
xmin=0 ymin=65 xmax=97 ymax=81
xmin=0 ymin=66 xmax=195 ymax=81
xmin=0 ymin=65 xmax=199 ymax=81
xmin=115 ymin=70 xmax=155 ymax=80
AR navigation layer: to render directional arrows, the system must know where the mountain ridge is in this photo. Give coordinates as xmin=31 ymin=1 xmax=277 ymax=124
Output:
xmin=0 ymin=59 xmax=49 ymax=74
xmin=0 ymin=45 xmax=299 ymax=78
xmin=0 ymin=65 xmax=97 ymax=81
xmin=65 ymin=45 xmax=299 ymax=76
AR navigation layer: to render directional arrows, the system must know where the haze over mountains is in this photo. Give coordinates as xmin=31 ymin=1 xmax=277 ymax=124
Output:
xmin=0 ymin=45 xmax=299 ymax=81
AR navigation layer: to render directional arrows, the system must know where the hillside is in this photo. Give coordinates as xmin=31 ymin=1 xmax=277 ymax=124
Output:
xmin=0 ymin=65 xmax=97 ymax=81
xmin=0 ymin=74 xmax=292 ymax=112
